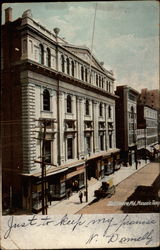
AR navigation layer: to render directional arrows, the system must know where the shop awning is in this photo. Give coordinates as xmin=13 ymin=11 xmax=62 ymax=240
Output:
xmin=22 ymin=159 xmax=85 ymax=178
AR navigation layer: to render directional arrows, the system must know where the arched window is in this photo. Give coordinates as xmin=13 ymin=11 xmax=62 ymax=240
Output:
xmin=43 ymin=89 xmax=50 ymax=111
xmin=85 ymin=99 xmax=89 ymax=115
xmin=61 ymin=54 xmax=65 ymax=72
xmin=71 ymin=60 xmax=74 ymax=76
xmin=108 ymin=105 xmax=111 ymax=118
xmin=81 ymin=66 xmax=84 ymax=81
xmin=67 ymin=95 xmax=72 ymax=113
xmin=99 ymin=103 xmax=103 ymax=117
xmin=66 ymin=58 xmax=70 ymax=75
xmin=46 ymin=48 xmax=51 ymax=67
xmin=39 ymin=44 xmax=44 ymax=64
xmin=85 ymin=68 xmax=88 ymax=82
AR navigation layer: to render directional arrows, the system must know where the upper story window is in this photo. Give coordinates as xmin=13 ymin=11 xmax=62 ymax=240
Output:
xmin=39 ymin=44 xmax=44 ymax=64
xmin=67 ymin=95 xmax=72 ymax=113
xmin=131 ymin=106 xmax=134 ymax=119
xmin=85 ymin=99 xmax=90 ymax=115
xmin=99 ymin=103 xmax=103 ymax=117
xmin=102 ymin=78 xmax=104 ymax=89
xmin=96 ymin=74 xmax=98 ymax=86
xmin=66 ymin=58 xmax=70 ymax=75
xmin=46 ymin=48 xmax=51 ymax=67
xmin=61 ymin=54 xmax=65 ymax=73
xmin=43 ymin=89 xmax=50 ymax=111
xmin=108 ymin=105 xmax=112 ymax=118
xmin=71 ymin=60 xmax=74 ymax=77
xmin=85 ymin=68 xmax=88 ymax=82
xmin=99 ymin=77 xmax=102 ymax=88
xmin=81 ymin=66 xmax=84 ymax=81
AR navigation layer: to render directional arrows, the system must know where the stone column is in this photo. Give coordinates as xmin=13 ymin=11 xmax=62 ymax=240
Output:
xmin=93 ymin=100 xmax=99 ymax=153
xmin=58 ymin=91 xmax=65 ymax=164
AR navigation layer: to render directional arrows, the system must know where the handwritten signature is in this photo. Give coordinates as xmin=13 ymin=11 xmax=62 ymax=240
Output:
xmin=3 ymin=214 xmax=156 ymax=246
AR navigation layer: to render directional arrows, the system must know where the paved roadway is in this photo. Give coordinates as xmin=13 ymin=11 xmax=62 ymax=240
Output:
xmin=77 ymin=162 xmax=160 ymax=214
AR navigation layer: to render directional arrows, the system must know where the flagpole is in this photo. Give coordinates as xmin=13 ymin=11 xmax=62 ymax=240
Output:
xmin=89 ymin=2 xmax=98 ymax=83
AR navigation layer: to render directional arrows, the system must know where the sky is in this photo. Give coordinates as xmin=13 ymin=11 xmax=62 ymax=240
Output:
xmin=2 ymin=1 xmax=159 ymax=91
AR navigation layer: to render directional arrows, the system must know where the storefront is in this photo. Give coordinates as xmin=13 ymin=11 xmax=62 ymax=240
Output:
xmin=104 ymin=156 xmax=114 ymax=175
xmin=65 ymin=165 xmax=85 ymax=192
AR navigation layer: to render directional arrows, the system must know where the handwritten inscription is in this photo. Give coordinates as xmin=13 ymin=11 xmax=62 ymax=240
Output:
xmin=3 ymin=214 xmax=156 ymax=246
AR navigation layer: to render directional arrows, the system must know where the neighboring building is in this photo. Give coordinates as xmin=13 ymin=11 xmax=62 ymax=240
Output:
xmin=115 ymin=85 xmax=139 ymax=165
xmin=138 ymin=88 xmax=160 ymax=144
xmin=2 ymin=8 xmax=120 ymax=213
xmin=137 ymin=105 xmax=159 ymax=160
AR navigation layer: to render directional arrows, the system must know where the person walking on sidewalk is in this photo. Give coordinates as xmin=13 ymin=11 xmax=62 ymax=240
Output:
xmin=79 ymin=190 xmax=83 ymax=203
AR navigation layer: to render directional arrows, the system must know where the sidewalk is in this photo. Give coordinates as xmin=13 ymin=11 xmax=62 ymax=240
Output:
xmin=47 ymin=159 xmax=149 ymax=215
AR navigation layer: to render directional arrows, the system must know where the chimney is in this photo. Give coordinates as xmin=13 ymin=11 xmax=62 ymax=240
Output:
xmin=5 ymin=7 xmax=12 ymax=23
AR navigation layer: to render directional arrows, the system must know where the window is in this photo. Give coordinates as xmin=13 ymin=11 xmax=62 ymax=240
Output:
xmin=61 ymin=54 xmax=65 ymax=72
xmin=99 ymin=77 xmax=102 ymax=88
xmin=85 ymin=68 xmax=88 ymax=82
xmin=44 ymin=140 xmax=51 ymax=163
xmin=100 ymin=134 xmax=104 ymax=151
xmin=39 ymin=44 xmax=44 ymax=64
xmin=81 ymin=66 xmax=84 ymax=81
xmin=86 ymin=136 xmax=91 ymax=154
xmin=71 ymin=60 xmax=74 ymax=76
xmin=43 ymin=89 xmax=50 ymax=111
xmin=109 ymin=134 xmax=112 ymax=148
xmin=85 ymin=99 xmax=90 ymax=115
xmin=46 ymin=48 xmax=51 ymax=67
xmin=66 ymin=58 xmax=70 ymax=75
xmin=131 ymin=106 xmax=134 ymax=119
xmin=102 ymin=78 xmax=104 ymax=89
xmin=67 ymin=95 xmax=72 ymax=113
xmin=108 ymin=105 xmax=111 ymax=118
xmin=99 ymin=103 xmax=103 ymax=117
xmin=67 ymin=138 xmax=73 ymax=159
xmin=96 ymin=75 xmax=98 ymax=86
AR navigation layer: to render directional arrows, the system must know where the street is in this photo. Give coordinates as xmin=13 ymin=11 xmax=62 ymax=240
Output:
xmin=77 ymin=162 xmax=160 ymax=214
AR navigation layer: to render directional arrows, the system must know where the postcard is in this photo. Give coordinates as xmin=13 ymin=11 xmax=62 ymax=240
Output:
xmin=1 ymin=1 xmax=159 ymax=249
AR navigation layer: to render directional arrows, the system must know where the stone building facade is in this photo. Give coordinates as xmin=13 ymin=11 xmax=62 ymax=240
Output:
xmin=2 ymin=8 xmax=119 ymax=212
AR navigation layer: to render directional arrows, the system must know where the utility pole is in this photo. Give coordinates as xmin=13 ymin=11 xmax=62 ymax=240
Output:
xmin=41 ymin=120 xmax=47 ymax=215
xmin=34 ymin=118 xmax=57 ymax=215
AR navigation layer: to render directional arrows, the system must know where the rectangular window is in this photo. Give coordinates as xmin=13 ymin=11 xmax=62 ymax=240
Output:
xmin=109 ymin=134 xmax=112 ymax=148
xmin=44 ymin=140 xmax=51 ymax=163
xmin=100 ymin=135 xmax=104 ymax=151
xmin=67 ymin=138 xmax=73 ymax=159
xmin=86 ymin=136 xmax=91 ymax=153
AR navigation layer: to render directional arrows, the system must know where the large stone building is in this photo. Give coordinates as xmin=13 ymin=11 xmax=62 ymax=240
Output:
xmin=2 ymin=8 xmax=120 ymax=213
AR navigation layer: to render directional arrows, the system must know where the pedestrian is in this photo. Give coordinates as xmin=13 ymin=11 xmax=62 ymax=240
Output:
xmin=135 ymin=160 xmax=138 ymax=170
xmin=79 ymin=190 xmax=83 ymax=203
